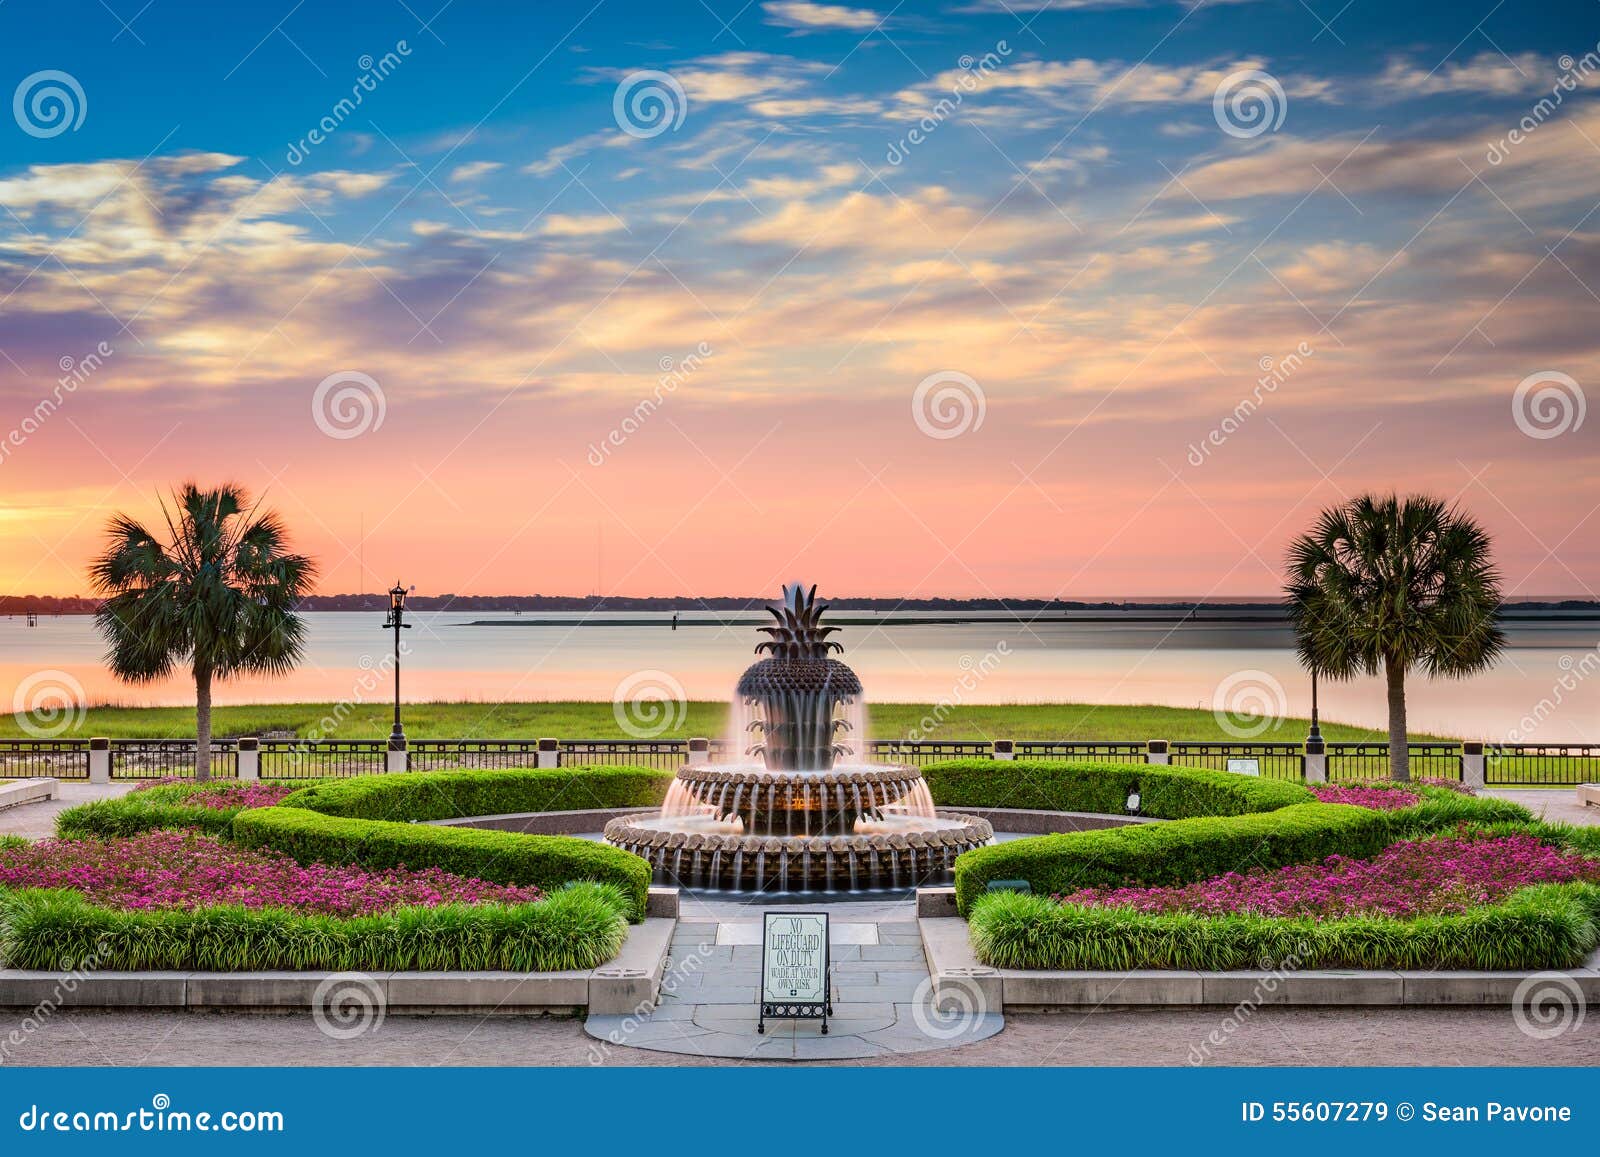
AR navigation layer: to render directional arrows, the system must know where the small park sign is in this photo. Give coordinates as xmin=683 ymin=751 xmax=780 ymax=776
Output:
xmin=1227 ymin=758 xmax=1261 ymax=776
xmin=758 ymin=911 xmax=831 ymax=1034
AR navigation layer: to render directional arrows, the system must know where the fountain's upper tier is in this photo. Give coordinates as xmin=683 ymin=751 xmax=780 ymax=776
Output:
xmin=736 ymin=584 xmax=863 ymax=772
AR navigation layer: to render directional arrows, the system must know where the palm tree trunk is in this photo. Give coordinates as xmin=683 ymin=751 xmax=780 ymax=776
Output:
xmin=1385 ymin=655 xmax=1409 ymax=782
xmin=194 ymin=665 xmax=213 ymax=782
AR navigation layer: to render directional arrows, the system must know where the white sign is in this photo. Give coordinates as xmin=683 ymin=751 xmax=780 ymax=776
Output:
xmin=761 ymin=912 xmax=828 ymax=1005
xmin=1227 ymin=758 xmax=1261 ymax=777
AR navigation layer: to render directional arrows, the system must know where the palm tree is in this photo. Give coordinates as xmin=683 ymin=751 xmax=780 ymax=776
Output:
xmin=1285 ymin=494 xmax=1503 ymax=781
xmin=89 ymin=484 xmax=316 ymax=780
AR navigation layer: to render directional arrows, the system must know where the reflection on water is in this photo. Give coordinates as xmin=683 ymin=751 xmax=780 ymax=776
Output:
xmin=2 ymin=611 xmax=1597 ymax=742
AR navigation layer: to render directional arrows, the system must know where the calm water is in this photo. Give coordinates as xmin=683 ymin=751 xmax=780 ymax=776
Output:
xmin=3 ymin=611 xmax=1598 ymax=742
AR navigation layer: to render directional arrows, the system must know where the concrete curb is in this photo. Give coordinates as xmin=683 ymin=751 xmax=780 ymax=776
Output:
xmin=0 ymin=777 xmax=57 ymax=813
xmin=0 ymin=918 xmax=678 ymax=1014
xmin=920 ymin=917 xmax=1600 ymax=1009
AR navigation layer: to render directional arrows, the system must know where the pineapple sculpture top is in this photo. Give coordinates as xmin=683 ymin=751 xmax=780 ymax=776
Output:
xmin=736 ymin=583 xmax=863 ymax=771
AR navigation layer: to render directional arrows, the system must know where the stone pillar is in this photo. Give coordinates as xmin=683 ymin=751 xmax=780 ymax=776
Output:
xmin=386 ymin=738 xmax=408 ymax=774
xmin=1461 ymin=741 xmax=1485 ymax=790
xmin=992 ymin=740 xmax=1014 ymax=761
xmin=1146 ymin=739 xmax=1170 ymax=766
xmin=88 ymin=737 xmax=110 ymax=784
xmin=237 ymin=736 xmax=260 ymax=781
xmin=688 ymin=737 xmax=711 ymax=764
xmin=536 ymin=737 xmax=560 ymax=769
xmin=1303 ymin=739 xmax=1327 ymax=784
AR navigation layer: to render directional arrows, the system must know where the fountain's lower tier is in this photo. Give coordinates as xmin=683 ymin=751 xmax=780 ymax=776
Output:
xmin=603 ymin=762 xmax=993 ymax=892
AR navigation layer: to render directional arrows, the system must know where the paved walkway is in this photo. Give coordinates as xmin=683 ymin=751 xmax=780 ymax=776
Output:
xmin=585 ymin=914 xmax=1002 ymax=1060
xmin=0 ymin=780 xmax=135 ymax=839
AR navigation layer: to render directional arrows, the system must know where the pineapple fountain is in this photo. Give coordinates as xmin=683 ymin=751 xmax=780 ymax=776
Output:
xmin=604 ymin=584 xmax=992 ymax=892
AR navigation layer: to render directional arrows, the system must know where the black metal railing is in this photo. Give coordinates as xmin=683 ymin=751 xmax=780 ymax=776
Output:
xmin=110 ymin=739 xmax=238 ymax=780
xmin=866 ymin=739 xmax=992 ymax=767
xmin=1170 ymin=741 xmax=1304 ymax=781
xmin=1013 ymin=740 xmax=1147 ymax=764
xmin=1326 ymin=742 xmax=1462 ymax=782
xmin=0 ymin=739 xmax=91 ymax=780
xmin=560 ymin=739 xmax=688 ymax=770
xmin=259 ymin=739 xmax=387 ymax=779
xmin=3 ymin=736 xmax=1594 ymax=786
xmin=1484 ymin=743 xmax=1600 ymax=786
xmin=410 ymin=740 xmax=545 ymax=772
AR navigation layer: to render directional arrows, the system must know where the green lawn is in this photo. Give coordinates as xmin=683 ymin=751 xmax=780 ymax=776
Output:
xmin=0 ymin=700 xmax=1417 ymax=743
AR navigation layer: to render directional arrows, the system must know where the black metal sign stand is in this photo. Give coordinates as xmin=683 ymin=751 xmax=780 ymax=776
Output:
xmin=757 ymin=911 xmax=831 ymax=1035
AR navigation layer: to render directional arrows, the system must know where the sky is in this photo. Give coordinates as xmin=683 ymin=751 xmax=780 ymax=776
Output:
xmin=0 ymin=0 xmax=1596 ymax=602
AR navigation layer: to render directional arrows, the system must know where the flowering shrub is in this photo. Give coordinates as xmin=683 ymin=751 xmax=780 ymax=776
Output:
xmin=0 ymin=830 xmax=544 ymax=916
xmin=129 ymin=780 xmax=299 ymax=810
xmin=1310 ymin=784 xmax=1421 ymax=810
xmin=1057 ymin=833 xmax=1600 ymax=919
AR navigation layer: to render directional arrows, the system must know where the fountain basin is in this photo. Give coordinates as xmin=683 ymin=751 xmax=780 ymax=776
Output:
xmin=603 ymin=807 xmax=992 ymax=893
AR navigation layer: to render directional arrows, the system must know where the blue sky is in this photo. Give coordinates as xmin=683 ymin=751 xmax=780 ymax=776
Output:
xmin=0 ymin=0 xmax=1596 ymax=599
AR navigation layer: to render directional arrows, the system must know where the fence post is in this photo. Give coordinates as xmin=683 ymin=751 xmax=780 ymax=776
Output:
xmin=537 ymin=737 xmax=560 ymax=769
xmin=89 ymin=737 xmax=110 ymax=784
xmin=688 ymin=737 xmax=710 ymax=765
xmin=1146 ymin=739 xmax=1169 ymax=766
xmin=992 ymin=740 xmax=1014 ymax=761
xmin=237 ymin=737 xmax=260 ymax=781
xmin=1303 ymin=738 xmax=1327 ymax=784
xmin=386 ymin=738 xmax=408 ymax=774
xmin=1461 ymin=741 xmax=1485 ymax=789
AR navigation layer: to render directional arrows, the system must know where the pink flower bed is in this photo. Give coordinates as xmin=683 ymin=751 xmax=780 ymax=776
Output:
xmin=0 ymin=830 xmax=543 ymax=916
xmin=1309 ymin=784 xmax=1421 ymax=810
xmin=1058 ymin=834 xmax=1600 ymax=919
xmin=131 ymin=780 xmax=298 ymax=810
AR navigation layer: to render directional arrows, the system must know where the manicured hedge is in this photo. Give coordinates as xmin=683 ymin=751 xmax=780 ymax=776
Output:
xmin=968 ymin=883 xmax=1600 ymax=971
xmin=231 ymin=805 xmax=652 ymax=921
xmin=57 ymin=796 xmax=239 ymax=840
xmin=277 ymin=765 xmax=672 ymax=822
xmin=953 ymin=801 xmax=1392 ymax=914
xmin=924 ymin=759 xmax=1311 ymax=818
xmin=0 ymin=882 xmax=630 ymax=972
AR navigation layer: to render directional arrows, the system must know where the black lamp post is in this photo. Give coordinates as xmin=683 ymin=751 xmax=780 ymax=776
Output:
xmin=1306 ymin=667 xmax=1323 ymax=749
xmin=383 ymin=582 xmax=412 ymax=748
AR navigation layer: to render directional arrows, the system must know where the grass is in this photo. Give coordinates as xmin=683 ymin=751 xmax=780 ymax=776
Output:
xmin=0 ymin=881 xmax=631 ymax=973
xmin=967 ymin=883 xmax=1600 ymax=971
xmin=0 ymin=699 xmax=1416 ymax=742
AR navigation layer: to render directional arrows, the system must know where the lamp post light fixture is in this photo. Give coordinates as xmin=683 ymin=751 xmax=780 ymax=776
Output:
xmin=383 ymin=582 xmax=413 ymax=748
